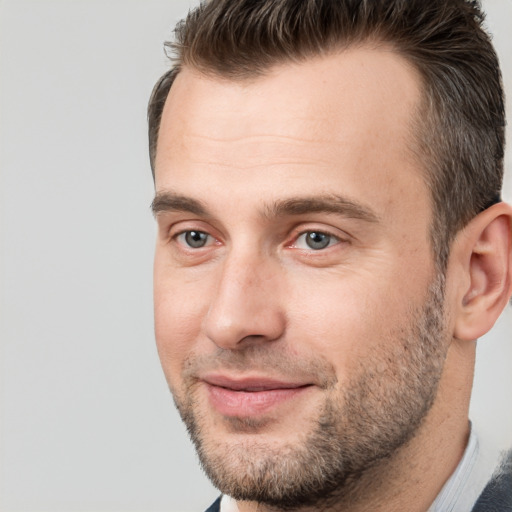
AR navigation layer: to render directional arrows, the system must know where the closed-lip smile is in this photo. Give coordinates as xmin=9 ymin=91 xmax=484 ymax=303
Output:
xmin=202 ymin=374 xmax=314 ymax=416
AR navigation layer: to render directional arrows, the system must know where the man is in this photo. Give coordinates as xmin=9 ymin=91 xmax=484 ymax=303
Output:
xmin=148 ymin=0 xmax=512 ymax=510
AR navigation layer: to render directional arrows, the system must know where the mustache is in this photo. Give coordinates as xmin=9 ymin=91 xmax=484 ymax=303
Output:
xmin=182 ymin=345 xmax=338 ymax=389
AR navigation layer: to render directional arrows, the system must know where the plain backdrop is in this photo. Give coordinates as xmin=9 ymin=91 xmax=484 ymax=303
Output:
xmin=0 ymin=1 xmax=511 ymax=511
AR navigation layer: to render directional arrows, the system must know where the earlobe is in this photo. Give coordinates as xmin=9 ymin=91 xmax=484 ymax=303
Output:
xmin=453 ymin=202 xmax=512 ymax=341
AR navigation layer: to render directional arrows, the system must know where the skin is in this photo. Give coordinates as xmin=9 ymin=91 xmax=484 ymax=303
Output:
xmin=152 ymin=48 xmax=512 ymax=511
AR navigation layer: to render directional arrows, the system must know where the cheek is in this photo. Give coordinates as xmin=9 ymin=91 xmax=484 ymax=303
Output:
xmin=153 ymin=276 xmax=208 ymax=383
xmin=286 ymin=270 xmax=411 ymax=381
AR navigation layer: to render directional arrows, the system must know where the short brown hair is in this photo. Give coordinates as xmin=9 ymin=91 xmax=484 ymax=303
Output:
xmin=148 ymin=0 xmax=505 ymax=268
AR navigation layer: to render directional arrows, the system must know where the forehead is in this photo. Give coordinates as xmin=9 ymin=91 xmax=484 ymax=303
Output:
xmin=158 ymin=47 xmax=422 ymax=147
xmin=155 ymin=47 xmax=428 ymax=222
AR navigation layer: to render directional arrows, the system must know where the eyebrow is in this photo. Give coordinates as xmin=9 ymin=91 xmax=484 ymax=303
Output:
xmin=152 ymin=192 xmax=208 ymax=217
xmin=151 ymin=191 xmax=379 ymax=223
xmin=263 ymin=195 xmax=380 ymax=223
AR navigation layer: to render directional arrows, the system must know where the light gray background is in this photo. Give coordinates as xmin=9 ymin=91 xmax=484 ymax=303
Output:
xmin=0 ymin=1 xmax=510 ymax=511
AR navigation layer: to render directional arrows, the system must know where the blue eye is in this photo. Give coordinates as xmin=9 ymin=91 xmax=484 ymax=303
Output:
xmin=177 ymin=230 xmax=210 ymax=248
xmin=295 ymin=231 xmax=337 ymax=250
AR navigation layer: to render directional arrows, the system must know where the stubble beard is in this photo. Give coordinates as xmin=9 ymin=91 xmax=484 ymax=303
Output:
xmin=171 ymin=273 xmax=448 ymax=510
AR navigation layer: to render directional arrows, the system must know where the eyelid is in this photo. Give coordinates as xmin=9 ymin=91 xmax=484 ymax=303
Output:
xmin=167 ymin=219 xmax=223 ymax=248
xmin=168 ymin=219 xmax=215 ymax=237
xmin=286 ymin=224 xmax=351 ymax=249
xmin=174 ymin=230 xmax=214 ymax=248
xmin=291 ymin=231 xmax=341 ymax=250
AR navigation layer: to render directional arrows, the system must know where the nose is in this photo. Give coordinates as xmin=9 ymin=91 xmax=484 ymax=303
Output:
xmin=203 ymin=251 xmax=286 ymax=350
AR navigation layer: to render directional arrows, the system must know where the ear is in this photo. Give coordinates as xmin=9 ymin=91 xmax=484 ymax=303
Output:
xmin=453 ymin=202 xmax=512 ymax=341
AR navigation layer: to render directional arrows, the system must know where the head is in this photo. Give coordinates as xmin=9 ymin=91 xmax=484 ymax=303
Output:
xmin=149 ymin=1 xmax=511 ymax=509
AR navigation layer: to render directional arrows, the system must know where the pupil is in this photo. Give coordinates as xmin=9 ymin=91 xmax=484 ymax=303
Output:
xmin=185 ymin=231 xmax=207 ymax=248
xmin=306 ymin=232 xmax=330 ymax=250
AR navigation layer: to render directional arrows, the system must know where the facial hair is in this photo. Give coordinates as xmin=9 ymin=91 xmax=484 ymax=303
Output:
xmin=170 ymin=273 xmax=448 ymax=510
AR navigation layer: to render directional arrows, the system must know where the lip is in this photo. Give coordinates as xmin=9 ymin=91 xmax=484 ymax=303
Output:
xmin=202 ymin=374 xmax=313 ymax=417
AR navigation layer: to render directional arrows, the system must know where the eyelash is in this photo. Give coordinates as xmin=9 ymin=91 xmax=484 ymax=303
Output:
xmin=174 ymin=230 xmax=216 ymax=249
xmin=173 ymin=228 xmax=344 ymax=252
xmin=290 ymin=230 xmax=341 ymax=251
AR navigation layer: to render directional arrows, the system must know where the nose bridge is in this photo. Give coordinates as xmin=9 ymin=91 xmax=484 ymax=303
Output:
xmin=203 ymin=246 xmax=285 ymax=349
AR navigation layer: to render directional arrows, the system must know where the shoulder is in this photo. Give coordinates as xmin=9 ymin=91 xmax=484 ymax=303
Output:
xmin=204 ymin=496 xmax=222 ymax=512
xmin=472 ymin=449 xmax=512 ymax=512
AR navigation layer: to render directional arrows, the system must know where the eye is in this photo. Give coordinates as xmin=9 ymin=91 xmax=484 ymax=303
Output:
xmin=294 ymin=231 xmax=339 ymax=250
xmin=176 ymin=230 xmax=212 ymax=249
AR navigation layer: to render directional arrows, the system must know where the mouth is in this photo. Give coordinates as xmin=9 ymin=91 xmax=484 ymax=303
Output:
xmin=202 ymin=375 xmax=314 ymax=417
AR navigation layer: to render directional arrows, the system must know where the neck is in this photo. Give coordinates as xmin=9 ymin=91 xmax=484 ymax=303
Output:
xmin=236 ymin=339 xmax=474 ymax=512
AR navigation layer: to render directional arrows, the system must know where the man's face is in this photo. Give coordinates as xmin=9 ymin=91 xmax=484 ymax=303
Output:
xmin=153 ymin=49 xmax=450 ymax=507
